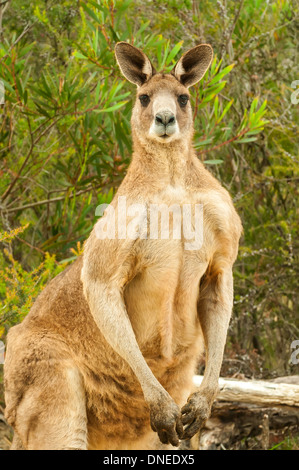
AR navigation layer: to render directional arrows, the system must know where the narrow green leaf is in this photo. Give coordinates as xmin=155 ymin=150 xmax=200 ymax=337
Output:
xmin=254 ymin=99 xmax=268 ymax=120
xmin=95 ymin=101 xmax=129 ymax=113
xmin=95 ymin=81 xmax=101 ymax=103
xmin=202 ymin=82 xmax=226 ymax=103
xmin=0 ymin=79 xmax=14 ymax=93
xmin=236 ymin=137 xmax=258 ymax=143
xmin=81 ymin=3 xmax=102 ymax=24
xmin=194 ymin=137 xmax=214 ymax=148
xmin=86 ymin=0 xmax=106 ymax=11
xmin=204 ymin=159 xmax=224 ymax=165
xmin=246 ymin=128 xmax=264 ymax=135
xmin=136 ymin=21 xmax=151 ymax=37
xmin=249 ymin=97 xmax=259 ymax=116
xmin=73 ymin=51 xmax=88 ymax=59
xmin=209 ymin=64 xmax=235 ymax=86
xmin=217 ymin=99 xmax=234 ymax=123
xmin=165 ymin=41 xmax=184 ymax=65
xmin=214 ymin=95 xmax=219 ymax=119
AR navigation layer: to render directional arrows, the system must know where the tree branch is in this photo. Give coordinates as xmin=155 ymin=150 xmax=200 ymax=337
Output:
xmin=0 ymin=179 xmax=121 ymax=214
xmin=0 ymin=117 xmax=61 ymax=202
xmin=0 ymin=0 xmax=9 ymax=42
xmin=222 ymin=0 xmax=245 ymax=60
xmin=197 ymin=128 xmax=249 ymax=156
xmin=0 ymin=21 xmax=36 ymax=63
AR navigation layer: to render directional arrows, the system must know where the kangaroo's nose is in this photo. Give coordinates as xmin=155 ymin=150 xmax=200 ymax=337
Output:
xmin=155 ymin=111 xmax=176 ymax=126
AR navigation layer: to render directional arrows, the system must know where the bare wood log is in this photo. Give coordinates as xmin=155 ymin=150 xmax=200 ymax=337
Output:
xmin=195 ymin=401 xmax=299 ymax=450
xmin=193 ymin=375 xmax=299 ymax=407
xmin=189 ymin=376 xmax=299 ymax=449
xmin=269 ymin=376 xmax=299 ymax=386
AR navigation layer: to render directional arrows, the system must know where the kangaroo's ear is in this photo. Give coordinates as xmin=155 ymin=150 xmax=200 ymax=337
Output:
xmin=115 ymin=42 xmax=156 ymax=87
xmin=172 ymin=44 xmax=213 ymax=88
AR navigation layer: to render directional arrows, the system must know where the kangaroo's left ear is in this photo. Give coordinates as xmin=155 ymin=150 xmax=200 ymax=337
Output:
xmin=172 ymin=44 xmax=213 ymax=88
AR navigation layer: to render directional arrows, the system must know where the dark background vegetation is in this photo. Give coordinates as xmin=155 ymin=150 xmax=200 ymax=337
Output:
xmin=0 ymin=0 xmax=298 ymax=444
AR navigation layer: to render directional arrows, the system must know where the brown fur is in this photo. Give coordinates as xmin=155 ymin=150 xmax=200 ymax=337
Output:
xmin=4 ymin=43 xmax=242 ymax=450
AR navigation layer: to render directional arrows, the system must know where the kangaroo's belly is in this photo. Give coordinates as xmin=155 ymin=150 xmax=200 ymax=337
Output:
xmin=124 ymin=238 xmax=208 ymax=358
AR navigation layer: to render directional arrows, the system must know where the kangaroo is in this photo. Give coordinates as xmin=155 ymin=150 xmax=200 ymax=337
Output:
xmin=4 ymin=42 xmax=242 ymax=450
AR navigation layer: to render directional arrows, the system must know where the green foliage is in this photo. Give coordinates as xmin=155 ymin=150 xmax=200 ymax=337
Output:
xmin=0 ymin=249 xmax=67 ymax=338
xmin=0 ymin=223 xmax=29 ymax=242
xmin=0 ymin=0 xmax=298 ymax=382
xmin=270 ymin=435 xmax=299 ymax=451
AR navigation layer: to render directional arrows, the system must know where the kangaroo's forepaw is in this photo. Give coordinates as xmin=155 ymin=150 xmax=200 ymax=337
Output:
xmin=149 ymin=393 xmax=184 ymax=447
xmin=180 ymin=391 xmax=213 ymax=440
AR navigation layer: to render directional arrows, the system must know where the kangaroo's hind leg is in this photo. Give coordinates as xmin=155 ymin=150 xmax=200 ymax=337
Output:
xmin=5 ymin=357 xmax=88 ymax=450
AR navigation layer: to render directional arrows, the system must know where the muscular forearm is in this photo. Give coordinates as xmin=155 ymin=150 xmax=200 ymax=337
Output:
xmin=83 ymin=280 xmax=165 ymax=401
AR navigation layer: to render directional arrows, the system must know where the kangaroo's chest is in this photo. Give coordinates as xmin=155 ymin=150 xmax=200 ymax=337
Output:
xmin=123 ymin=185 xmax=216 ymax=358
xmin=125 ymin=239 xmax=208 ymax=364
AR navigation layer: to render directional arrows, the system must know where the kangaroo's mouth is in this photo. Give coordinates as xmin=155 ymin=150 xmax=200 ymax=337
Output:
xmin=149 ymin=124 xmax=178 ymax=141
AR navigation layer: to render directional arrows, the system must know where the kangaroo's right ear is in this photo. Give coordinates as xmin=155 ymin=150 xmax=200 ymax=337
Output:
xmin=171 ymin=44 xmax=213 ymax=88
xmin=115 ymin=42 xmax=156 ymax=87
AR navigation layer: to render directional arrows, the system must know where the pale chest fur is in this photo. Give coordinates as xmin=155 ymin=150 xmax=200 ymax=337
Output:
xmin=123 ymin=184 xmax=235 ymax=361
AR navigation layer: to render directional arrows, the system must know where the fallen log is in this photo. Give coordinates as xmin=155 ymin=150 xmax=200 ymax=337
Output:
xmin=193 ymin=375 xmax=299 ymax=407
xmin=191 ymin=376 xmax=299 ymax=450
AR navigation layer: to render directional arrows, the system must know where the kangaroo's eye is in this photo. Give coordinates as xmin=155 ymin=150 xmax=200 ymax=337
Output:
xmin=178 ymin=94 xmax=189 ymax=107
xmin=139 ymin=94 xmax=150 ymax=107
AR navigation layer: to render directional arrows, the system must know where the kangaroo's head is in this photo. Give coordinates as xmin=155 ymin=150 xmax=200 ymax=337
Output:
xmin=115 ymin=42 xmax=213 ymax=150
